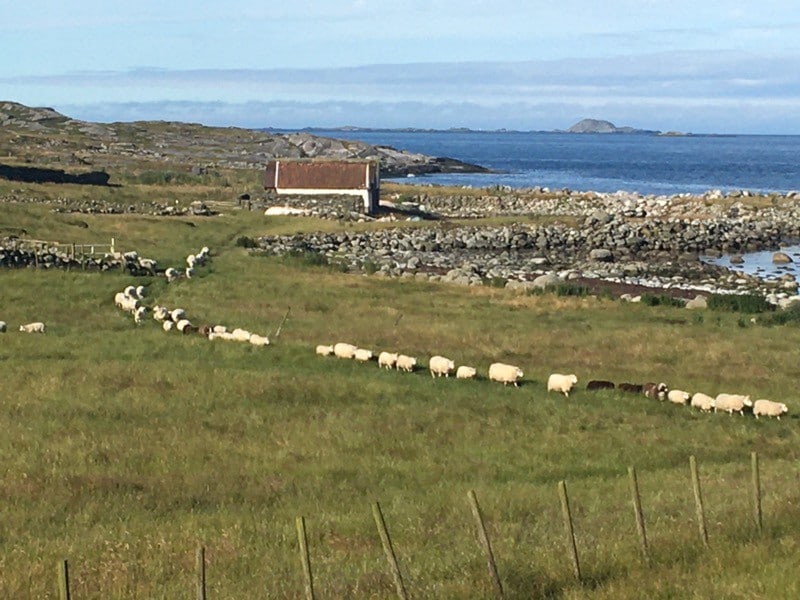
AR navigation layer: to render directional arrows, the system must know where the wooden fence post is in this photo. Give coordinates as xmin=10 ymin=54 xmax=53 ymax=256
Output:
xmin=628 ymin=467 xmax=651 ymax=565
xmin=751 ymin=451 xmax=763 ymax=533
xmin=196 ymin=545 xmax=206 ymax=600
xmin=467 ymin=490 xmax=503 ymax=597
xmin=372 ymin=501 xmax=409 ymax=600
xmin=296 ymin=516 xmax=315 ymax=600
xmin=57 ymin=559 xmax=71 ymax=600
xmin=558 ymin=480 xmax=582 ymax=582
xmin=689 ymin=455 xmax=709 ymax=547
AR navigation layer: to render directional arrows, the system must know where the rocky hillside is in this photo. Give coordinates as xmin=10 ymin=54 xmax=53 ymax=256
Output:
xmin=0 ymin=101 xmax=488 ymax=178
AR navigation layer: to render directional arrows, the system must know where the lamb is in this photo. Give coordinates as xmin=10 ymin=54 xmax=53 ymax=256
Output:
xmin=162 ymin=320 xmax=175 ymax=332
xmin=165 ymin=267 xmax=179 ymax=283
xmin=316 ymin=344 xmax=335 ymax=356
xmin=753 ymin=399 xmax=789 ymax=420
xmin=378 ymin=351 xmax=399 ymax=369
xmin=547 ymin=373 xmax=578 ymax=397
xmin=643 ymin=382 xmax=669 ymax=401
xmin=133 ymin=306 xmax=148 ymax=324
xmin=667 ymin=389 xmax=691 ymax=405
xmin=152 ymin=306 xmax=170 ymax=321
xmin=249 ymin=333 xmax=270 ymax=346
xmin=586 ymin=380 xmax=615 ymax=391
xmin=334 ymin=343 xmax=359 ymax=359
xmin=208 ymin=331 xmax=235 ymax=341
xmin=714 ymin=393 xmax=753 ymax=416
xmin=0 ymin=321 xmax=6 ymax=333
xmin=354 ymin=348 xmax=374 ymax=362
xmin=186 ymin=254 xmax=196 ymax=269
xmin=231 ymin=328 xmax=252 ymax=342
xmin=212 ymin=325 xmax=228 ymax=334
xmin=396 ymin=354 xmax=417 ymax=372
xmin=429 ymin=355 xmax=455 ymax=378
xmin=170 ymin=308 xmax=186 ymax=323
xmin=489 ymin=363 xmax=523 ymax=386
xmin=456 ymin=365 xmax=477 ymax=379
xmin=19 ymin=322 xmax=46 ymax=333
xmin=691 ymin=392 xmax=715 ymax=412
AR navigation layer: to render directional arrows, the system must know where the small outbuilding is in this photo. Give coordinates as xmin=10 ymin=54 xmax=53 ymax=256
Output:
xmin=264 ymin=159 xmax=380 ymax=214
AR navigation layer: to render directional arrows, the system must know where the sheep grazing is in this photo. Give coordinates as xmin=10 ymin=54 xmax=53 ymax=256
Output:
xmin=429 ymin=355 xmax=455 ymax=378
xmin=231 ymin=328 xmax=252 ymax=342
xmin=316 ymin=344 xmax=334 ymax=356
xmin=548 ymin=373 xmax=578 ymax=397
xmin=209 ymin=331 xmax=235 ymax=341
xmin=212 ymin=325 xmax=228 ymax=334
xmin=753 ymin=399 xmax=789 ymax=420
xmin=170 ymin=308 xmax=187 ymax=323
xmin=0 ymin=321 xmax=6 ymax=333
xmin=378 ymin=351 xmax=399 ymax=369
xmin=618 ymin=383 xmax=644 ymax=394
xmin=185 ymin=267 xmax=195 ymax=279
xmin=249 ymin=333 xmax=270 ymax=346
xmin=691 ymin=392 xmax=715 ymax=412
xmin=165 ymin=267 xmax=179 ymax=283
xmin=714 ymin=393 xmax=753 ymax=416
xmin=456 ymin=365 xmax=477 ymax=379
xmin=488 ymin=363 xmax=523 ymax=386
xmin=162 ymin=320 xmax=175 ymax=332
xmin=152 ymin=306 xmax=170 ymax=321
xmin=199 ymin=325 xmax=213 ymax=337
xmin=396 ymin=354 xmax=417 ymax=372
xmin=137 ymin=257 xmax=157 ymax=274
xmin=643 ymin=382 xmax=669 ymax=401
xmin=176 ymin=319 xmax=193 ymax=333
xmin=182 ymin=324 xmax=199 ymax=335
xmin=133 ymin=306 xmax=148 ymax=324
xmin=354 ymin=348 xmax=374 ymax=362
xmin=135 ymin=285 xmax=146 ymax=299
xmin=667 ymin=389 xmax=691 ymax=405
xmin=587 ymin=380 xmax=615 ymax=391
xmin=186 ymin=254 xmax=196 ymax=269
xmin=19 ymin=322 xmax=46 ymax=333
xmin=123 ymin=285 xmax=137 ymax=298
xmin=333 ymin=343 xmax=358 ymax=359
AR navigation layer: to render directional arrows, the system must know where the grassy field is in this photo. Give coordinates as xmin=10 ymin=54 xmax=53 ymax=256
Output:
xmin=1 ymin=183 xmax=800 ymax=599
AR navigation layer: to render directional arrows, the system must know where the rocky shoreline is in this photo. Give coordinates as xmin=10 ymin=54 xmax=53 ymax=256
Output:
xmin=256 ymin=188 xmax=800 ymax=305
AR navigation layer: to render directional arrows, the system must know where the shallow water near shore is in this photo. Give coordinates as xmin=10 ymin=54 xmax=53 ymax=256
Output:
xmin=701 ymin=244 xmax=800 ymax=281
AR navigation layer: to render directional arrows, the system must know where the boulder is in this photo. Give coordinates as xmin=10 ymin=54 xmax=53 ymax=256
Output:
xmin=589 ymin=248 xmax=614 ymax=262
xmin=685 ymin=295 xmax=708 ymax=310
xmin=773 ymin=251 xmax=793 ymax=264
xmin=532 ymin=273 xmax=561 ymax=289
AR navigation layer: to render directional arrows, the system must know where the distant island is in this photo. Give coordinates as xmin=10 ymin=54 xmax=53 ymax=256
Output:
xmin=269 ymin=120 xmax=683 ymax=136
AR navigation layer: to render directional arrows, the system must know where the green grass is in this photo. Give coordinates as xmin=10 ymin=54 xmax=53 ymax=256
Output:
xmin=1 ymin=194 xmax=800 ymax=599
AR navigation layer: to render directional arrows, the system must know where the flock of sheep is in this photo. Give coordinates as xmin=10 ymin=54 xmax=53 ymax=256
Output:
xmin=314 ymin=343 xmax=789 ymax=420
xmin=111 ymin=246 xmax=271 ymax=347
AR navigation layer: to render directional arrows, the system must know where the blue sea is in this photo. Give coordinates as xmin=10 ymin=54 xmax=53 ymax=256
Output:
xmin=296 ymin=130 xmax=800 ymax=196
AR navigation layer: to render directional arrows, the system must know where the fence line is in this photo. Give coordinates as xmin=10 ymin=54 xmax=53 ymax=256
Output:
xmin=48 ymin=453 xmax=778 ymax=598
xmin=15 ymin=237 xmax=117 ymax=258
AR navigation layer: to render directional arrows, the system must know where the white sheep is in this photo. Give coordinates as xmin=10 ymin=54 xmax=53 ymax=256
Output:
xmin=249 ymin=333 xmax=270 ymax=346
xmin=162 ymin=320 xmax=175 ymax=332
xmin=176 ymin=319 xmax=193 ymax=333
xmin=354 ymin=348 xmax=374 ymax=362
xmin=378 ymin=351 xmax=399 ymax=369
xmin=316 ymin=344 xmax=334 ymax=356
xmin=152 ymin=306 xmax=170 ymax=321
xmin=690 ymin=392 xmax=715 ymax=412
xmin=333 ymin=342 xmax=358 ymax=359
xmin=170 ymin=308 xmax=186 ymax=323
xmin=137 ymin=257 xmax=157 ymax=273
xmin=547 ymin=373 xmax=578 ymax=397
xmin=209 ymin=331 xmax=235 ymax=341
xmin=135 ymin=285 xmax=146 ymax=299
xmin=185 ymin=267 xmax=195 ymax=279
xmin=123 ymin=285 xmax=137 ymax=298
xmin=488 ymin=363 xmax=523 ymax=386
xmin=714 ymin=393 xmax=753 ymax=416
xmin=0 ymin=321 xmax=6 ymax=333
xmin=456 ymin=365 xmax=477 ymax=379
xmin=19 ymin=322 xmax=46 ymax=333
xmin=212 ymin=325 xmax=228 ymax=334
xmin=753 ymin=399 xmax=789 ymax=420
xmin=114 ymin=292 xmax=127 ymax=308
xmin=165 ymin=267 xmax=179 ymax=283
xmin=429 ymin=355 xmax=455 ymax=378
xmin=186 ymin=254 xmax=196 ymax=268
xmin=667 ymin=389 xmax=691 ymax=405
xmin=231 ymin=328 xmax=252 ymax=342
xmin=396 ymin=354 xmax=417 ymax=372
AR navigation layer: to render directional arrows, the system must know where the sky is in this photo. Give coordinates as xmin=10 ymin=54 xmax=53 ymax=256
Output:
xmin=2 ymin=1 xmax=800 ymax=133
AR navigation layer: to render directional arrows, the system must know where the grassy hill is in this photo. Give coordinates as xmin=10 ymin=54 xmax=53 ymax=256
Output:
xmin=1 ymin=175 xmax=800 ymax=598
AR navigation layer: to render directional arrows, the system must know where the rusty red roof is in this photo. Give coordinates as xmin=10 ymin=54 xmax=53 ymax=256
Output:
xmin=265 ymin=160 xmax=378 ymax=190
